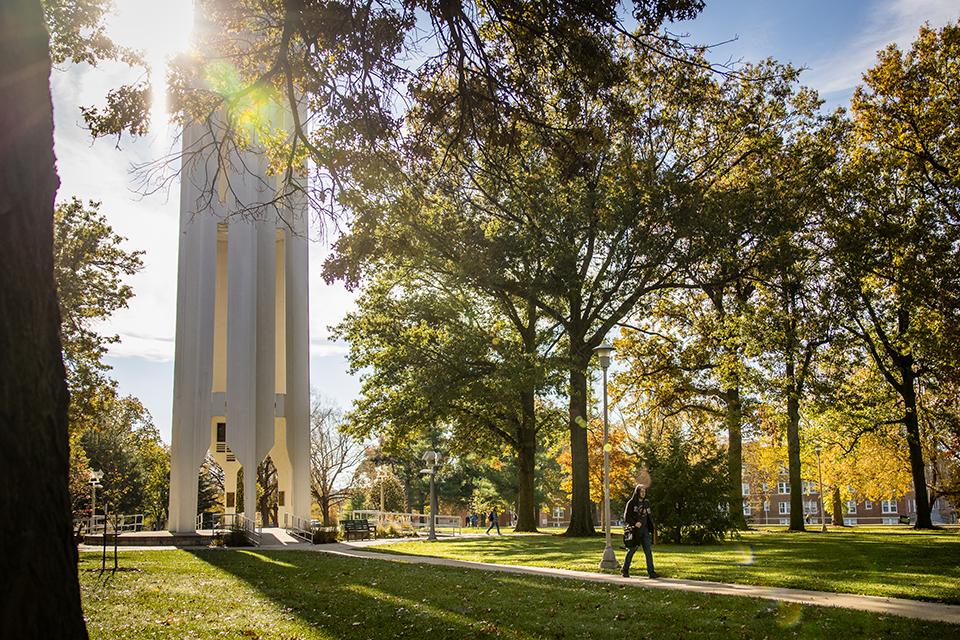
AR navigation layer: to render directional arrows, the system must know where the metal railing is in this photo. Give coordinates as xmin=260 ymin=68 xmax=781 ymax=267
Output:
xmin=348 ymin=510 xmax=462 ymax=535
xmin=87 ymin=514 xmax=144 ymax=534
xmin=282 ymin=513 xmax=315 ymax=543
xmin=197 ymin=512 xmax=262 ymax=545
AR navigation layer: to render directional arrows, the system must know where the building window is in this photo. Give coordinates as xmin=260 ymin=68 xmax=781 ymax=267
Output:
xmin=846 ymin=501 xmax=857 ymax=514
xmin=763 ymin=500 xmax=770 ymax=513
xmin=761 ymin=483 xmax=769 ymax=492
xmin=778 ymin=482 xmax=790 ymax=495
xmin=864 ymin=500 xmax=873 ymax=510
xmin=278 ymin=491 xmax=285 ymax=507
xmin=216 ymin=422 xmax=226 ymax=443
xmin=881 ymin=500 xmax=897 ymax=514
xmin=743 ymin=500 xmax=752 ymax=516
xmin=882 ymin=517 xmax=898 ymax=525
xmin=844 ymin=518 xmax=857 ymax=526
xmin=742 ymin=482 xmax=750 ymax=496
xmin=779 ymin=519 xmax=789 ymax=525
xmin=804 ymin=501 xmax=818 ymax=514
xmin=779 ymin=502 xmax=790 ymax=515
xmin=802 ymin=480 xmax=818 ymax=495
xmin=226 ymin=492 xmax=235 ymax=508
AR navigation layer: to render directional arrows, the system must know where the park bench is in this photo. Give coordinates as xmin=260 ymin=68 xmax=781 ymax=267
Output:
xmin=342 ymin=519 xmax=375 ymax=541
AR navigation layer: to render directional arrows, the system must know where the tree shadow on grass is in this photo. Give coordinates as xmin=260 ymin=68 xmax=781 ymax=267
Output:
xmin=188 ymin=549 xmax=533 ymax=639
xmin=182 ymin=549 xmax=958 ymax=640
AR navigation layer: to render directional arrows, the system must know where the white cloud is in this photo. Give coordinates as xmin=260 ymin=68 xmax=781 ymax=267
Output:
xmin=310 ymin=341 xmax=351 ymax=358
xmin=805 ymin=0 xmax=958 ymax=97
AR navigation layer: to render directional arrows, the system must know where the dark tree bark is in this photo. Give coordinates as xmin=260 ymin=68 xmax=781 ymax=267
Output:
xmin=320 ymin=497 xmax=332 ymax=526
xmin=565 ymin=357 xmax=595 ymax=536
xmin=514 ymin=394 xmax=538 ymax=531
xmin=512 ymin=297 xmax=539 ymax=532
xmin=725 ymin=387 xmax=746 ymax=529
xmin=831 ymin=486 xmax=845 ymax=527
xmin=0 ymin=1 xmax=87 ymax=636
xmin=855 ymin=303 xmax=934 ymax=529
xmin=783 ymin=298 xmax=806 ymax=532
xmin=899 ymin=358 xmax=933 ymax=529
xmin=786 ymin=390 xmax=805 ymax=531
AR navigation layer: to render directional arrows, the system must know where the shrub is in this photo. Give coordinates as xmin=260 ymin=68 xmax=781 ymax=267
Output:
xmin=312 ymin=527 xmax=339 ymax=544
xmin=223 ymin=523 xmax=251 ymax=547
xmin=638 ymin=432 xmax=737 ymax=545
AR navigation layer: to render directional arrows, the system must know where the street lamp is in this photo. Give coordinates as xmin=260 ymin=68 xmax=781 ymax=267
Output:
xmin=593 ymin=343 xmax=619 ymax=571
xmin=375 ymin=465 xmax=387 ymax=527
xmin=88 ymin=469 xmax=103 ymax=532
xmin=421 ymin=450 xmax=440 ymax=541
xmin=814 ymin=444 xmax=827 ymax=533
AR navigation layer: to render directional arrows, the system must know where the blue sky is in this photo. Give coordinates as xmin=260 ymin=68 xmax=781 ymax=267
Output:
xmin=51 ymin=0 xmax=958 ymax=443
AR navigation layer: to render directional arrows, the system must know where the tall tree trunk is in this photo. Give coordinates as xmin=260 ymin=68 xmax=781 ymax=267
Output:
xmin=783 ymin=292 xmax=805 ymax=533
xmin=513 ymin=298 xmax=539 ymax=532
xmin=565 ymin=359 xmax=595 ymax=536
xmin=900 ymin=360 xmax=933 ymax=529
xmin=725 ymin=387 xmax=746 ymax=529
xmin=831 ymin=486 xmax=845 ymax=527
xmin=0 ymin=1 xmax=87 ymax=636
xmin=784 ymin=315 xmax=806 ymax=533
xmin=786 ymin=391 xmax=805 ymax=531
xmin=514 ymin=394 xmax=538 ymax=532
xmin=321 ymin=497 xmax=331 ymax=526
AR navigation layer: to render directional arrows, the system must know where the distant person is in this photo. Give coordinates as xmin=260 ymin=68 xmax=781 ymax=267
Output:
xmin=486 ymin=509 xmax=501 ymax=535
xmin=622 ymin=484 xmax=659 ymax=579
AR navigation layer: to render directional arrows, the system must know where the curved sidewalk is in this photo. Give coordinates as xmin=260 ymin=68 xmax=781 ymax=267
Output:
xmin=309 ymin=542 xmax=960 ymax=625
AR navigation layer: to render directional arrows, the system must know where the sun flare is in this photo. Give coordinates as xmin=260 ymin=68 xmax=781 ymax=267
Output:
xmin=105 ymin=0 xmax=195 ymax=124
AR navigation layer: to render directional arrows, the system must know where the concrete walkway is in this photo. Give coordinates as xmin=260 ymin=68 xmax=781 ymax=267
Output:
xmin=302 ymin=542 xmax=960 ymax=625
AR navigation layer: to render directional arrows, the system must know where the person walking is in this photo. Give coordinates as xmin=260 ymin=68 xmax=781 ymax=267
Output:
xmin=622 ymin=484 xmax=659 ymax=579
xmin=485 ymin=508 xmax=501 ymax=535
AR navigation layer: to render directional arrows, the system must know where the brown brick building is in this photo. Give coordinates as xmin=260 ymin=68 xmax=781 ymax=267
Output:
xmin=742 ymin=475 xmax=958 ymax=526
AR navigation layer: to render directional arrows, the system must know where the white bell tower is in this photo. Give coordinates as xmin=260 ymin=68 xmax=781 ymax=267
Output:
xmin=166 ymin=89 xmax=311 ymax=534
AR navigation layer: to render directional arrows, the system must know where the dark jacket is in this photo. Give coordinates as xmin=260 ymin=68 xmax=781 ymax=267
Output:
xmin=624 ymin=497 xmax=653 ymax=532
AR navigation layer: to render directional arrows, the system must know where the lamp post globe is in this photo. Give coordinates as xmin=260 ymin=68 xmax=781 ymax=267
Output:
xmin=593 ymin=343 xmax=619 ymax=571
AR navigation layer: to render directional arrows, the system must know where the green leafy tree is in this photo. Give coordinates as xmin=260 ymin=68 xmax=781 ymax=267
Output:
xmin=826 ymin=23 xmax=960 ymax=529
xmin=748 ymin=109 xmax=843 ymax=531
xmin=332 ymin=35 xmax=754 ymax=535
xmin=54 ymin=197 xmax=143 ymax=433
xmin=334 ymin=267 xmax=557 ymax=531
xmin=79 ymin=394 xmax=163 ymax=518
xmin=851 ymin=22 xmax=960 ymax=213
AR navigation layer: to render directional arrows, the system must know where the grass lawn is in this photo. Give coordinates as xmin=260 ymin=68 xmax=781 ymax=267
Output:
xmin=79 ymin=549 xmax=957 ymax=639
xmin=381 ymin=526 xmax=960 ymax=604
